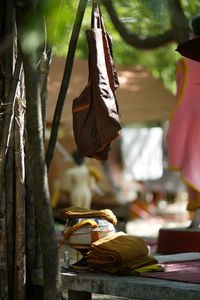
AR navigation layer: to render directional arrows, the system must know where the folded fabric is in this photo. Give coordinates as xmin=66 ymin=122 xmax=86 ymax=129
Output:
xmin=133 ymin=263 xmax=164 ymax=274
xmin=86 ymin=231 xmax=159 ymax=274
xmin=101 ymin=256 xmax=160 ymax=274
xmin=60 ymin=206 xmax=117 ymax=225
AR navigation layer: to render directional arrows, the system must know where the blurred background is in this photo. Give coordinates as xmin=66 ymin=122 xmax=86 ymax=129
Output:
xmin=45 ymin=0 xmax=200 ymax=242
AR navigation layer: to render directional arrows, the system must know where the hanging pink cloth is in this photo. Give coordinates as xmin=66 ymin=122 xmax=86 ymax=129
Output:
xmin=167 ymin=57 xmax=200 ymax=192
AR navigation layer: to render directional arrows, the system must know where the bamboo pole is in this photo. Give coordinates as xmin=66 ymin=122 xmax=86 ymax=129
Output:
xmin=45 ymin=0 xmax=88 ymax=170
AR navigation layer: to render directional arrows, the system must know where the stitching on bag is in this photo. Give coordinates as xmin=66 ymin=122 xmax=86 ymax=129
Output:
xmin=73 ymin=103 xmax=90 ymax=113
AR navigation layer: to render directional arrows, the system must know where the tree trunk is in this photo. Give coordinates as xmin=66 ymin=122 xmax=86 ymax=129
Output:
xmin=5 ymin=122 xmax=15 ymax=299
xmin=0 ymin=52 xmax=22 ymax=300
xmin=14 ymin=0 xmax=61 ymax=296
xmin=14 ymin=94 xmax=26 ymax=300
xmin=0 ymin=0 xmax=13 ymax=290
xmin=25 ymin=138 xmax=43 ymax=300
xmin=21 ymin=48 xmax=60 ymax=300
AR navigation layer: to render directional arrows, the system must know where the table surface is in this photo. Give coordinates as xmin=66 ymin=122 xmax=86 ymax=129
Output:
xmin=61 ymin=252 xmax=200 ymax=300
xmin=61 ymin=268 xmax=200 ymax=300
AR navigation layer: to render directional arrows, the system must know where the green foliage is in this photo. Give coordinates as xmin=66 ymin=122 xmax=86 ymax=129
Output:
xmin=45 ymin=0 xmax=174 ymax=92
xmin=98 ymin=0 xmax=176 ymax=93
xmin=40 ymin=0 xmax=199 ymax=93
xmin=42 ymin=0 xmax=79 ymax=53
xmin=181 ymin=0 xmax=200 ymax=18
xmin=113 ymin=0 xmax=170 ymax=35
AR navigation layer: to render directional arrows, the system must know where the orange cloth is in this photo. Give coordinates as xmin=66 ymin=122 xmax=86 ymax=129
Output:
xmin=60 ymin=206 xmax=117 ymax=225
xmin=86 ymin=231 xmax=158 ymax=274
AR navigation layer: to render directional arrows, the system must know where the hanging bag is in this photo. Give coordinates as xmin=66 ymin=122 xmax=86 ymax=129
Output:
xmin=72 ymin=0 xmax=121 ymax=160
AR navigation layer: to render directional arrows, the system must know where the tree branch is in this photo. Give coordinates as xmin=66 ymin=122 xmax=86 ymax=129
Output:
xmin=167 ymin=0 xmax=189 ymax=43
xmin=101 ymin=0 xmax=174 ymax=49
xmin=38 ymin=47 xmax=52 ymax=141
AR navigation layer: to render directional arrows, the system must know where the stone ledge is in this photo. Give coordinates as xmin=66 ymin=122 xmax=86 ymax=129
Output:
xmin=61 ymin=270 xmax=200 ymax=300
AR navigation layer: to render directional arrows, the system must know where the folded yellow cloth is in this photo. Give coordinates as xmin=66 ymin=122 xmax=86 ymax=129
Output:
xmin=86 ymin=231 xmax=159 ymax=274
xmin=133 ymin=264 xmax=164 ymax=274
xmin=86 ymin=231 xmax=148 ymax=265
xmin=60 ymin=206 xmax=117 ymax=225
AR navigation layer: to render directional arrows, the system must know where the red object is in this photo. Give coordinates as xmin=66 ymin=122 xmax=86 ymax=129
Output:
xmin=158 ymin=228 xmax=200 ymax=254
xmin=141 ymin=259 xmax=200 ymax=284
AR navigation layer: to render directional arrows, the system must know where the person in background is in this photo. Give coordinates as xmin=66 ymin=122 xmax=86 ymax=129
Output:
xmin=167 ymin=16 xmax=200 ymax=228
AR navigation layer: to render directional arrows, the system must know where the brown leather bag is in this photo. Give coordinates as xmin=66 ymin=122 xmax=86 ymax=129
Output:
xmin=72 ymin=0 xmax=121 ymax=160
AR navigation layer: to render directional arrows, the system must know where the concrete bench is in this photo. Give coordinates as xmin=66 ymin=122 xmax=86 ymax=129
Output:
xmin=61 ymin=253 xmax=200 ymax=300
xmin=61 ymin=269 xmax=200 ymax=300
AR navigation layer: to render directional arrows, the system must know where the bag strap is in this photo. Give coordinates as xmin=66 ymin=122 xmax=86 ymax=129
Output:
xmin=91 ymin=0 xmax=107 ymax=33
xmin=90 ymin=0 xmax=120 ymax=102
xmin=91 ymin=0 xmax=119 ymax=91
xmin=59 ymin=219 xmax=99 ymax=248
xmin=91 ymin=0 xmax=102 ymax=29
